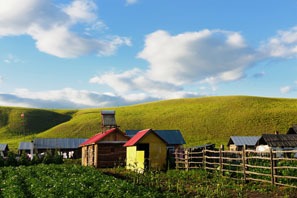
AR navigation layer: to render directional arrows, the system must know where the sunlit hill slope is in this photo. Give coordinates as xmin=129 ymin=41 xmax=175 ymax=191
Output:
xmin=1 ymin=96 xmax=297 ymax=150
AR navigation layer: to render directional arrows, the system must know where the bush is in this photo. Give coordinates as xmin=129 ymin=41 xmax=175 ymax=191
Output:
xmin=4 ymin=152 xmax=18 ymax=166
xmin=0 ymin=155 xmax=5 ymax=167
xmin=18 ymin=153 xmax=31 ymax=166
xmin=52 ymin=151 xmax=63 ymax=164
xmin=42 ymin=151 xmax=54 ymax=164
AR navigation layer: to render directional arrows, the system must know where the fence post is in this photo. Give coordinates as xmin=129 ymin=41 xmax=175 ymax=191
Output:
xmin=203 ymin=149 xmax=206 ymax=170
xmin=175 ymin=148 xmax=179 ymax=169
xmin=185 ymin=149 xmax=189 ymax=171
xmin=219 ymin=145 xmax=223 ymax=175
xmin=242 ymin=145 xmax=246 ymax=183
xmin=270 ymin=148 xmax=275 ymax=185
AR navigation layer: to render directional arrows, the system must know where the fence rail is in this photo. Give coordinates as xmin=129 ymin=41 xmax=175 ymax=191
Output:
xmin=174 ymin=147 xmax=297 ymax=188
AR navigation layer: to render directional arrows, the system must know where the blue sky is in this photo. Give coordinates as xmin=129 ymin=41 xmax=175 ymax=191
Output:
xmin=1 ymin=0 xmax=297 ymax=109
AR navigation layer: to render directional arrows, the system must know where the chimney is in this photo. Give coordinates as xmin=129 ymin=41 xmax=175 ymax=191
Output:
xmin=101 ymin=110 xmax=117 ymax=132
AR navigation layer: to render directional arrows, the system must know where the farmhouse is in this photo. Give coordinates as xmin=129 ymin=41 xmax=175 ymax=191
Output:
xmin=227 ymin=136 xmax=261 ymax=151
xmin=0 ymin=144 xmax=9 ymax=157
xmin=32 ymin=138 xmax=86 ymax=158
xmin=80 ymin=127 xmax=129 ymax=168
xmin=256 ymin=134 xmax=297 ymax=150
xmin=124 ymin=129 xmax=168 ymax=172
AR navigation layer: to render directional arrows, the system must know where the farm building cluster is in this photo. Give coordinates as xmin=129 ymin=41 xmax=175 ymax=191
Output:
xmin=2 ymin=110 xmax=297 ymax=172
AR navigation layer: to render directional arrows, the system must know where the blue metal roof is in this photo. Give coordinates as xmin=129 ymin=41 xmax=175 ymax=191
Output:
xmin=33 ymin=138 xmax=87 ymax=149
xmin=0 ymin=144 xmax=8 ymax=151
xmin=126 ymin=129 xmax=186 ymax=145
xmin=228 ymin=136 xmax=261 ymax=146
xmin=18 ymin=142 xmax=32 ymax=150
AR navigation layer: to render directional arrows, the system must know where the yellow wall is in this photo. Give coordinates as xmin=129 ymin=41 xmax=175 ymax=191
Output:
xmin=126 ymin=146 xmax=145 ymax=173
xmin=139 ymin=133 xmax=167 ymax=170
xmin=126 ymin=132 xmax=167 ymax=172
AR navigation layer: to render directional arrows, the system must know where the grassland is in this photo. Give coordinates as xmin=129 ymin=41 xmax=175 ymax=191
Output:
xmin=2 ymin=95 xmax=297 ymax=150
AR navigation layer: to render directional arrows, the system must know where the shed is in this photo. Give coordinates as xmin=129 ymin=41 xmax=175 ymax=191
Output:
xmin=257 ymin=134 xmax=297 ymax=148
xmin=18 ymin=142 xmax=33 ymax=155
xmin=33 ymin=138 xmax=87 ymax=158
xmin=80 ymin=127 xmax=129 ymax=168
xmin=124 ymin=129 xmax=168 ymax=172
xmin=0 ymin=144 xmax=9 ymax=157
xmin=227 ymin=136 xmax=261 ymax=151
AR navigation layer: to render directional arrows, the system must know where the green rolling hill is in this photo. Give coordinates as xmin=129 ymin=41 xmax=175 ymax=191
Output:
xmin=1 ymin=96 xmax=297 ymax=151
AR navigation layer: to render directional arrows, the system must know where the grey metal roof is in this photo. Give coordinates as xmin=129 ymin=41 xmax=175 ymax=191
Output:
xmin=189 ymin=144 xmax=215 ymax=151
xmin=18 ymin=142 xmax=32 ymax=150
xmin=126 ymin=129 xmax=186 ymax=145
xmin=33 ymin=138 xmax=87 ymax=149
xmin=228 ymin=136 xmax=261 ymax=146
xmin=101 ymin=110 xmax=115 ymax=115
xmin=259 ymin=134 xmax=297 ymax=147
xmin=0 ymin=144 xmax=8 ymax=151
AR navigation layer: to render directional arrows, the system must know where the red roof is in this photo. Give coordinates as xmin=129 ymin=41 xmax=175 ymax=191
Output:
xmin=80 ymin=128 xmax=120 ymax=146
xmin=123 ymin=129 xmax=165 ymax=147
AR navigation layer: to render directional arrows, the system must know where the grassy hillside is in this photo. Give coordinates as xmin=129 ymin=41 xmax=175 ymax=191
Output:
xmin=2 ymin=96 xmax=297 ymax=150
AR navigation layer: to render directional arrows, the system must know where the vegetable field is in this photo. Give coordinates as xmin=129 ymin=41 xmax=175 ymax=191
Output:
xmin=0 ymin=164 xmax=174 ymax=198
xmin=0 ymin=164 xmax=297 ymax=197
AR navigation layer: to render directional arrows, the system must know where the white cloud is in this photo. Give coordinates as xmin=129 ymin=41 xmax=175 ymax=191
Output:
xmin=0 ymin=76 xmax=3 ymax=84
xmin=0 ymin=0 xmax=130 ymax=58
xmin=63 ymin=0 xmax=97 ymax=23
xmin=280 ymin=86 xmax=292 ymax=94
xmin=3 ymin=54 xmax=22 ymax=64
xmin=260 ymin=26 xmax=297 ymax=58
xmin=138 ymin=29 xmax=257 ymax=85
xmin=89 ymin=29 xmax=260 ymax=102
xmin=126 ymin=0 xmax=138 ymax=5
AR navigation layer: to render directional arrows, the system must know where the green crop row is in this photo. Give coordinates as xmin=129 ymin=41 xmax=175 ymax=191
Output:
xmin=0 ymin=164 xmax=175 ymax=198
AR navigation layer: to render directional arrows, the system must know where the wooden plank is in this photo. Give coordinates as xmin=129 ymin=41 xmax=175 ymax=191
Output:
xmin=245 ymin=164 xmax=270 ymax=169
xmin=246 ymin=170 xmax=271 ymax=177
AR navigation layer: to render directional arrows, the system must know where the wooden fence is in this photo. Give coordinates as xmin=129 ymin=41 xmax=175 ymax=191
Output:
xmin=174 ymin=148 xmax=297 ymax=188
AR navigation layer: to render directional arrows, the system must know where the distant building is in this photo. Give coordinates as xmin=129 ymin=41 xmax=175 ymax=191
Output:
xmin=18 ymin=142 xmax=32 ymax=155
xmin=0 ymin=144 xmax=9 ymax=157
xmin=227 ymin=136 xmax=261 ymax=151
xmin=19 ymin=138 xmax=86 ymax=159
xmin=257 ymin=134 xmax=297 ymax=149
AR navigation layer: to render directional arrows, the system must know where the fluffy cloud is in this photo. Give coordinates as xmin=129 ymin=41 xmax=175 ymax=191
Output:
xmin=89 ymin=68 xmax=200 ymax=100
xmin=138 ymin=30 xmax=257 ymax=85
xmin=260 ymin=26 xmax=297 ymax=58
xmin=0 ymin=0 xmax=130 ymax=58
xmin=90 ymin=29 xmax=258 ymax=101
